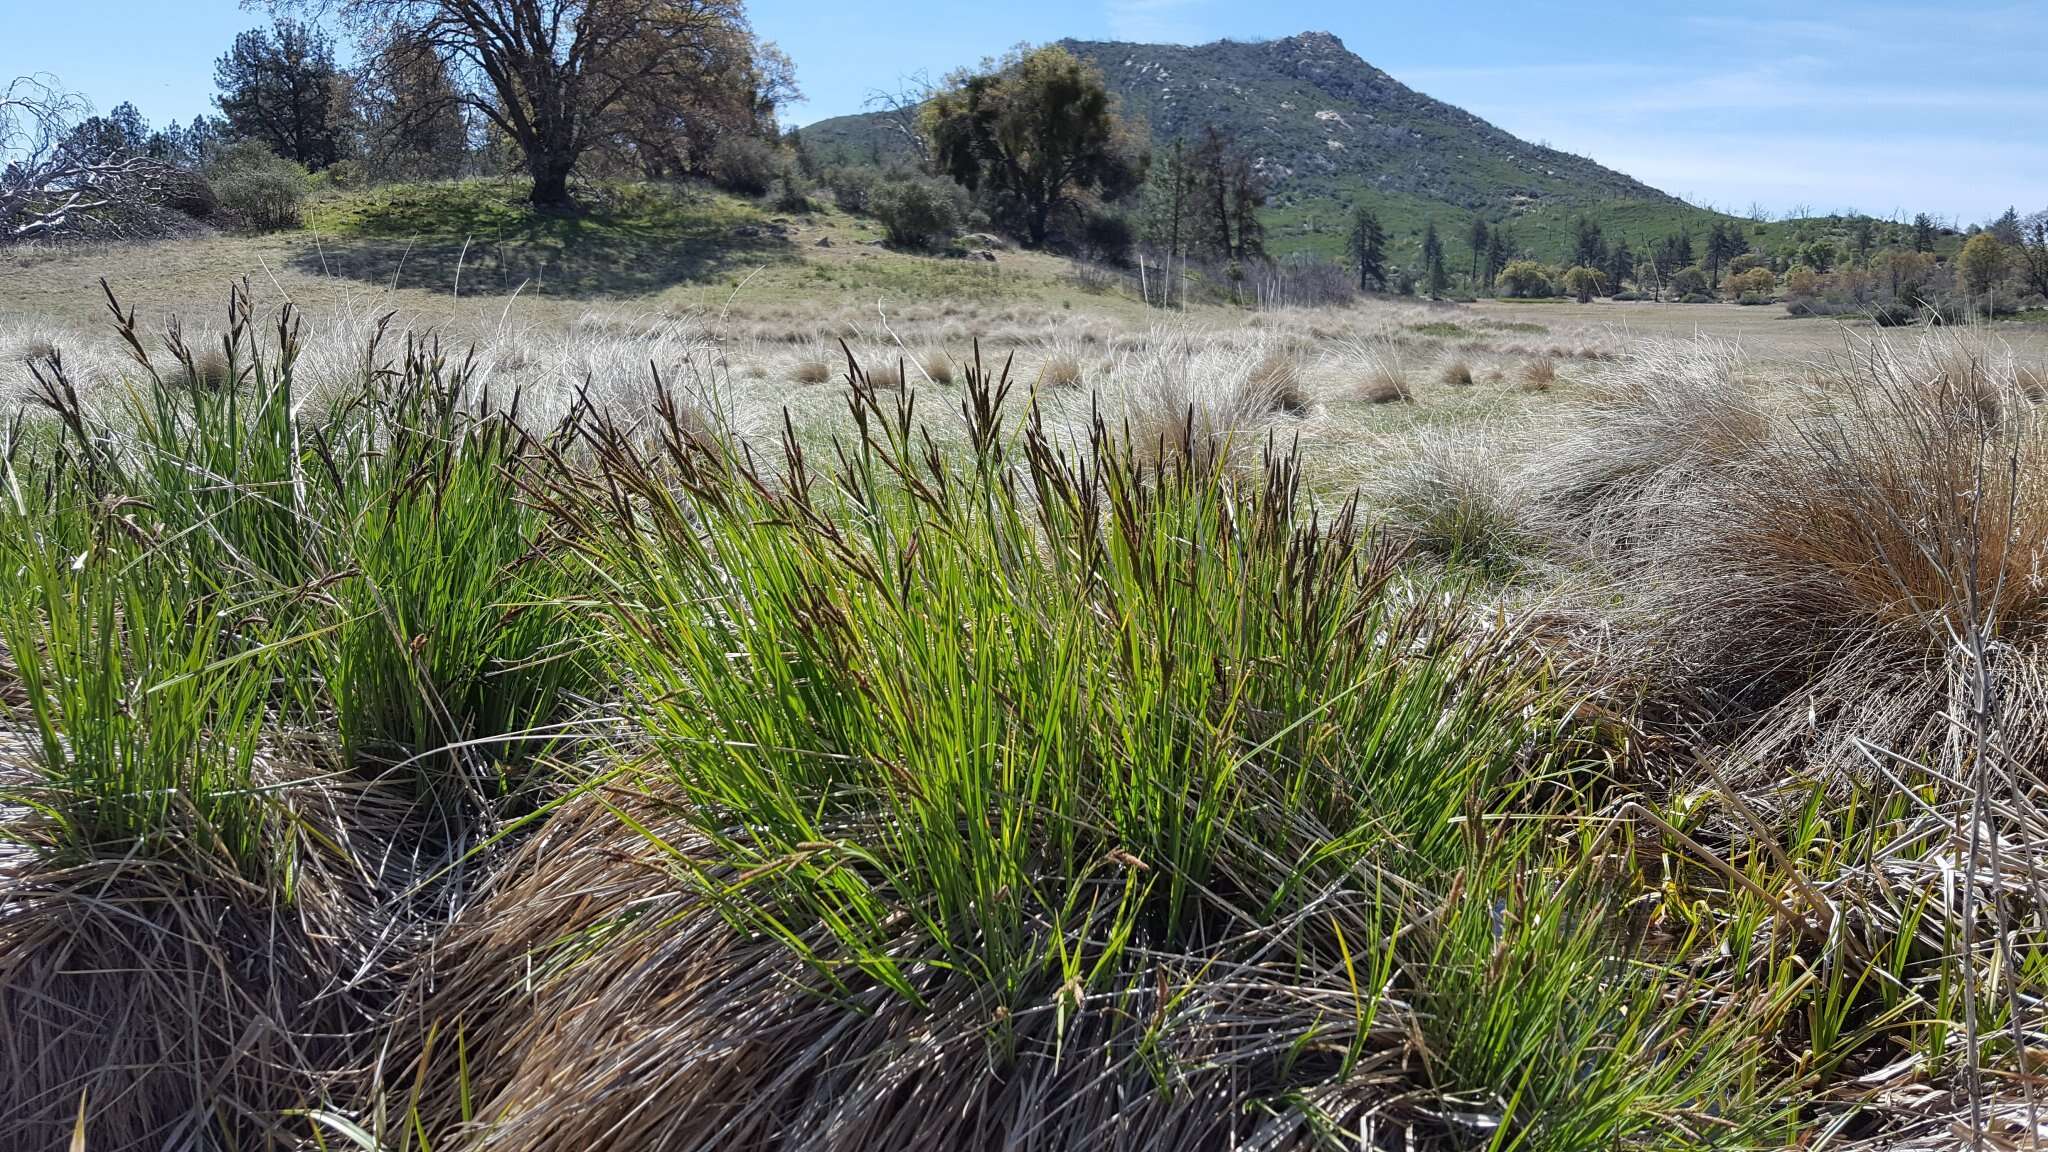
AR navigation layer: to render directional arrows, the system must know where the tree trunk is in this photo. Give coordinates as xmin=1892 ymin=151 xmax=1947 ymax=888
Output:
xmin=528 ymin=147 xmax=576 ymax=212
xmin=1027 ymin=198 xmax=1051 ymax=248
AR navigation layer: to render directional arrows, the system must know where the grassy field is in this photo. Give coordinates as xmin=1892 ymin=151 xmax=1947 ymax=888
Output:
xmin=6 ymin=181 xmax=2048 ymax=1150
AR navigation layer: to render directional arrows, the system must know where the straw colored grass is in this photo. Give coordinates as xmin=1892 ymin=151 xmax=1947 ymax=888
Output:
xmin=1036 ymin=351 xmax=1083 ymax=390
xmin=1359 ymin=363 xmax=1412 ymax=404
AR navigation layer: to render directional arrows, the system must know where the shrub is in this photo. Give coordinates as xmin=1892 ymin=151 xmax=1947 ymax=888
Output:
xmin=1560 ymin=265 xmax=1607 ymax=303
xmin=794 ymin=359 xmax=832 ymax=384
xmin=869 ymin=174 xmax=962 ymax=250
xmin=207 ymin=141 xmax=308 ymax=233
xmin=1440 ymin=358 xmax=1474 ymax=387
xmin=1080 ymin=207 xmax=1136 ymax=265
xmin=1669 ymin=267 xmax=1709 ymax=298
xmin=1725 ymin=267 xmax=1776 ymax=301
xmin=1519 ymin=356 xmax=1558 ymax=391
xmin=772 ymin=174 xmax=814 ymax=213
xmin=710 ymin=134 xmax=783 ymax=197
xmin=1497 ymin=260 xmax=1553 ymax=299
xmin=825 ymin=165 xmax=876 ymax=214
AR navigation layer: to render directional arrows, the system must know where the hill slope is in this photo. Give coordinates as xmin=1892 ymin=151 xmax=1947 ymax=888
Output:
xmin=804 ymin=32 xmax=1726 ymax=265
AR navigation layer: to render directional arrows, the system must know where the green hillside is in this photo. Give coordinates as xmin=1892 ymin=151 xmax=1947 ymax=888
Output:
xmin=804 ymin=31 xmax=1741 ymax=265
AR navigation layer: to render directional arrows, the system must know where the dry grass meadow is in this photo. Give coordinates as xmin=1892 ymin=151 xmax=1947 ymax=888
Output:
xmin=9 ymin=188 xmax=2048 ymax=1151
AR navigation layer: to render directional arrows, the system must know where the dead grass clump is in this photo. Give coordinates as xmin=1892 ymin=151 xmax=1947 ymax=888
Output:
xmin=1518 ymin=357 xmax=1558 ymax=392
xmin=867 ymin=360 xmax=905 ymax=391
xmin=1439 ymin=358 xmax=1474 ymax=387
xmin=922 ymin=351 xmax=955 ymax=385
xmin=1371 ymin=431 xmax=1526 ymax=570
xmin=1360 ymin=363 xmax=1412 ymax=404
xmin=1037 ymin=352 xmax=1083 ymax=390
xmin=794 ymin=359 xmax=832 ymax=385
xmin=1250 ymin=349 xmax=1309 ymax=413
xmin=2019 ymin=363 xmax=2048 ymax=402
xmin=17 ymin=336 xmax=58 ymax=366
xmin=174 ymin=344 xmax=234 ymax=391
xmin=1518 ymin=338 xmax=1769 ymax=530
xmin=0 ymin=781 xmax=382 ymax=1152
xmin=383 ymin=789 xmax=1429 ymax=1152
xmin=1115 ymin=336 xmax=1282 ymax=472
xmin=1538 ymin=332 xmax=2048 ymax=777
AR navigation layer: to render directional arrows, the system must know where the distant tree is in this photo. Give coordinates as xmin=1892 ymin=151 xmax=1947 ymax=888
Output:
xmin=1605 ymin=237 xmax=1634 ymax=295
xmin=1421 ymin=219 xmax=1447 ymax=296
xmin=1497 ymin=260 xmax=1552 ymax=298
xmin=1669 ymin=266 xmax=1709 ymax=298
xmin=1201 ymin=126 xmax=1264 ymax=262
xmin=215 ymin=19 xmax=345 ymax=168
xmin=345 ymin=29 xmax=469 ymax=178
xmin=1571 ymin=215 xmax=1607 ymax=272
xmin=1797 ymin=240 xmax=1838 ymax=274
xmin=1635 ymin=260 xmax=1664 ymax=302
xmin=1483 ymin=225 xmax=1509 ymax=288
xmin=926 ymin=46 xmax=1145 ymax=248
xmin=1467 ymin=216 xmax=1488 ymax=284
xmin=1168 ymin=126 xmax=1261 ymax=262
xmin=1702 ymin=220 xmax=1748 ymax=289
xmin=1848 ymin=217 xmax=1876 ymax=266
xmin=1990 ymin=206 xmax=2024 ymax=247
xmin=1138 ymin=136 xmax=1193 ymax=262
xmin=1879 ymin=248 xmax=1937 ymax=305
xmin=1560 ymin=265 xmax=1606 ymax=303
xmin=145 ymin=116 xmax=225 ymax=168
xmin=1957 ymin=231 xmax=2010 ymax=298
xmin=306 ymin=0 xmax=769 ymax=208
xmin=1348 ymin=205 xmax=1387 ymax=291
xmin=786 ymin=126 xmax=815 ymax=177
xmin=1912 ymin=212 xmax=1938 ymax=253
xmin=2020 ymin=212 xmax=2048 ymax=300
xmin=1652 ymin=231 xmax=1694 ymax=278
xmin=1783 ymin=264 xmax=1820 ymax=299
xmin=605 ymin=32 xmax=795 ymax=179
xmin=58 ymin=102 xmax=152 ymax=163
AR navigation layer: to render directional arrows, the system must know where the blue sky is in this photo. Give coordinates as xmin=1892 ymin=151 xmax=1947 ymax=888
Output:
xmin=6 ymin=0 xmax=2044 ymax=223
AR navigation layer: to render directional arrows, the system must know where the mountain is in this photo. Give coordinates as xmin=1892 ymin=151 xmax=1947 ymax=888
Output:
xmin=801 ymin=32 xmax=1727 ymax=265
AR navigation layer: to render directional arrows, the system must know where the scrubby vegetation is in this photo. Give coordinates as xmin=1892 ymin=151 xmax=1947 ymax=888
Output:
xmin=13 ymin=5 xmax=2048 ymax=1149
xmin=6 ymin=282 xmax=2046 ymax=1148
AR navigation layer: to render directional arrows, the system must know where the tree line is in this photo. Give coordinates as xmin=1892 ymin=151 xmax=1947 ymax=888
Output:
xmin=4 ymin=0 xmax=797 ymax=240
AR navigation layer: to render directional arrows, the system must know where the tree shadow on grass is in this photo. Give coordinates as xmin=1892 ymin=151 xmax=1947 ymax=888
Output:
xmin=289 ymin=180 xmax=801 ymax=298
